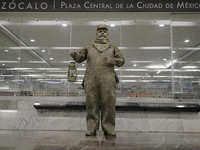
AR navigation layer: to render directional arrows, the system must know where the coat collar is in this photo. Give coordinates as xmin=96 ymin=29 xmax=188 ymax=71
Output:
xmin=93 ymin=42 xmax=111 ymax=52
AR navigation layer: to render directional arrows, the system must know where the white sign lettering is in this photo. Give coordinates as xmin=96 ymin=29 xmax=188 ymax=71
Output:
xmin=84 ymin=2 xmax=112 ymax=9
xmin=61 ymin=2 xmax=81 ymax=9
xmin=1 ymin=1 xmax=48 ymax=10
xmin=1 ymin=0 xmax=200 ymax=12
xmin=177 ymin=2 xmax=200 ymax=9
xmin=137 ymin=1 xmax=163 ymax=9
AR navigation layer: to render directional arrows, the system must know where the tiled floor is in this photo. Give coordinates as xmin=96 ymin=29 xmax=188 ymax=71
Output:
xmin=0 ymin=130 xmax=200 ymax=150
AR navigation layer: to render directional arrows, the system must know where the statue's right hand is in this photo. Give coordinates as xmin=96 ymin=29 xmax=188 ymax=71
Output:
xmin=69 ymin=50 xmax=76 ymax=57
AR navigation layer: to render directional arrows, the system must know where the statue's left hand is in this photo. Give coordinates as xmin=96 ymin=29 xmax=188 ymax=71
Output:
xmin=69 ymin=50 xmax=77 ymax=57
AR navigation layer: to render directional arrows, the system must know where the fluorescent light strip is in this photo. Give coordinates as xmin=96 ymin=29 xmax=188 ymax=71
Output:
xmin=139 ymin=46 xmax=171 ymax=50
xmin=0 ymin=86 xmax=9 ymax=89
xmin=36 ymin=78 xmax=200 ymax=82
xmin=19 ymin=75 xmax=197 ymax=79
xmin=0 ymin=110 xmax=17 ymax=113
xmin=182 ymin=66 xmax=197 ymax=68
xmin=27 ymin=47 xmax=84 ymax=50
xmin=121 ymin=20 xmax=170 ymax=26
xmin=120 ymin=75 xmax=145 ymax=77
xmin=26 ymin=21 xmax=71 ymax=25
xmin=51 ymin=61 xmax=71 ymax=63
xmin=146 ymin=65 xmax=166 ymax=68
xmin=3 ymin=46 xmax=172 ymax=50
xmin=121 ymin=80 xmax=171 ymax=82
xmin=130 ymin=61 xmax=155 ymax=63
xmin=74 ymin=82 xmax=82 ymax=84
xmin=3 ymin=68 xmax=199 ymax=72
xmin=21 ymin=75 xmax=84 ymax=77
xmin=166 ymin=60 xmax=177 ymax=68
xmin=180 ymin=47 xmax=200 ymax=50
xmin=171 ymin=21 xmax=198 ymax=26
xmin=0 ymin=61 xmax=18 ymax=63
xmin=0 ymin=75 xmax=15 ymax=77
xmin=0 ymin=61 xmax=46 ymax=64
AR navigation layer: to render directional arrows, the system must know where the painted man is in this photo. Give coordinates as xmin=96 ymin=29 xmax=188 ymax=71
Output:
xmin=69 ymin=24 xmax=125 ymax=136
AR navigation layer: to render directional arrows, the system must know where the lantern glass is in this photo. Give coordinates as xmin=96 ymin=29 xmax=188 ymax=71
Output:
xmin=69 ymin=68 xmax=76 ymax=77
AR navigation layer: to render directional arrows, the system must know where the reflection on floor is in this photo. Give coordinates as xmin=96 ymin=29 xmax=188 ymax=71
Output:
xmin=0 ymin=130 xmax=200 ymax=150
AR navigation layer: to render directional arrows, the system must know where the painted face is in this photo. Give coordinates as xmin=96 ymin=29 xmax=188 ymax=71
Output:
xmin=96 ymin=29 xmax=108 ymax=40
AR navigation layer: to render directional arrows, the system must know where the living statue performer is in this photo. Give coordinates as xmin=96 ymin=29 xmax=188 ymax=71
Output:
xmin=69 ymin=24 xmax=125 ymax=136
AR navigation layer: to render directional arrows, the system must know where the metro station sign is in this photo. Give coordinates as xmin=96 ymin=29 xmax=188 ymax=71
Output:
xmin=1 ymin=0 xmax=200 ymax=12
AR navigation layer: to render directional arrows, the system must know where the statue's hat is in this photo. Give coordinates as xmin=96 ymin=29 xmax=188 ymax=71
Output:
xmin=97 ymin=24 xmax=108 ymax=31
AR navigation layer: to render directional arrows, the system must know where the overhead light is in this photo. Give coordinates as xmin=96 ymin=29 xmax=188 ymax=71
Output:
xmin=2 ymin=64 xmax=5 ymax=66
xmin=166 ymin=59 xmax=177 ymax=68
xmin=176 ymin=105 xmax=185 ymax=108
xmin=41 ymin=50 xmax=46 ymax=52
xmin=18 ymin=58 xmax=21 ymax=60
xmin=120 ymin=75 xmax=143 ymax=77
xmin=140 ymin=46 xmax=171 ymax=50
xmin=121 ymin=80 xmax=137 ymax=82
xmin=34 ymin=103 xmax=41 ymax=106
xmin=62 ymin=24 xmax=67 ymax=27
xmin=159 ymin=24 xmax=165 ymax=27
xmin=82 ymin=64 xmax=85 ymax=66
xmin=110 ymin=24 xmax=115 ymax=27
xmin=5 ymin=50 xmax=9 ymax=52
xmin=133 ymin=64 xmax=137 ymax=67
xmin=0 ymin=110 xmax=17 ymax=112
xmin=74 ymin=82 xmax=82 ymax=84
xmin=182 ymin=66 xmax=197 ymax=69
xmin=184 ymin=39 xmax=190 ymax=43
xmin=172 ymin=51 xmax=176 ymax=53
xmin=30 ymin=39 xmax=35 ymax=42
xmin=147 ymin=65 xmax=165 ymax=68
xmin=163 ymin=58 xmax=167 ymax=61
xmin=50 ymin=58 xmax=53 ymax=60
xmin=156 ymin=71 xmax=161 ymax=74
xmin=77 ymin=68 xmax=86 ymax=71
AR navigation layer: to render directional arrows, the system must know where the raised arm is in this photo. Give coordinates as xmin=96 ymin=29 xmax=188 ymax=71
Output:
xmin=69 ymin=47 xmax=88 ymax=63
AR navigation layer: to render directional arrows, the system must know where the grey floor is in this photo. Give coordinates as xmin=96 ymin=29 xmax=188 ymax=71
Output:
xmin=0 ymin=130 xmax=200 ymax=150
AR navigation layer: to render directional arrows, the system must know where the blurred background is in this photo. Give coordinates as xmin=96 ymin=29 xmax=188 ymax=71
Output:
xmin=0 ymin=12 xmax=199 ymax=99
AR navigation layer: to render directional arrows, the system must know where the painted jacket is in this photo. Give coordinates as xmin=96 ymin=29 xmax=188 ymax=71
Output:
xmin=71 ymin=43 xmax=125 ymax=87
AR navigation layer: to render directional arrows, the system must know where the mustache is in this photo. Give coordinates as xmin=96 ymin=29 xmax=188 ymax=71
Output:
xmin=99 ymin=35 xmax=106 ymax=38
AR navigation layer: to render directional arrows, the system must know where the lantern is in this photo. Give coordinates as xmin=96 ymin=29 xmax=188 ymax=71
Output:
xmin=67 ymin=62 xmax=77 ymax=82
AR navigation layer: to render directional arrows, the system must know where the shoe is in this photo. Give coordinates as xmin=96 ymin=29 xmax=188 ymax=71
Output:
xmin=104 ymin=131 xmax=116 ymax=136
xmin=85 ymin=130 xmax=96 ymax=136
